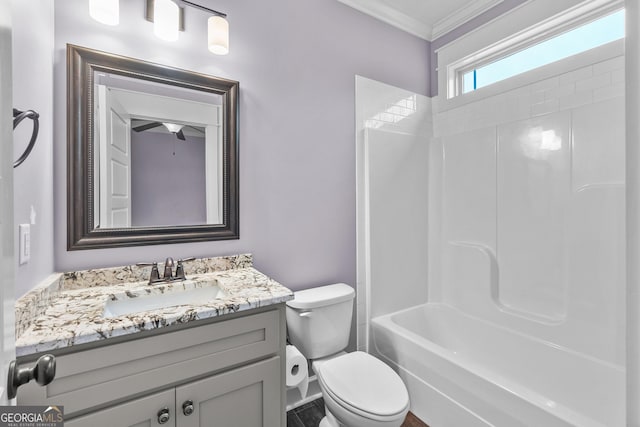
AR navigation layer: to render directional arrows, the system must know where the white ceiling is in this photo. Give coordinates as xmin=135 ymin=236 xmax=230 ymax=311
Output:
xmin=336 ymin=0 xmax=504 ymax=41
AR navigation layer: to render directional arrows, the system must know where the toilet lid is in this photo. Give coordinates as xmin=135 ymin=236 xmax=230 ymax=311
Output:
xmin=317 ymin=352 xmax=409 ymax=418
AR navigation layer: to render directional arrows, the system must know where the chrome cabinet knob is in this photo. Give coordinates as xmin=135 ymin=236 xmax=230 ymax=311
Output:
xmin=182 ymin=400 xmax=194 ymax=416
xmin=157 ymin=407 xmax=170 ymax=424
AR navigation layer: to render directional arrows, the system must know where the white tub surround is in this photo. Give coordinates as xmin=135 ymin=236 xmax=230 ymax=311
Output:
xmin=363 ymin=53 xmax=625 ymax=427
xmin=358 ymin=2 xmax=626 ymax=426
xmin=365 ymin=59 xmax=626 ymax=426
xmin=15 ymin=254 xmax=293 ymax=357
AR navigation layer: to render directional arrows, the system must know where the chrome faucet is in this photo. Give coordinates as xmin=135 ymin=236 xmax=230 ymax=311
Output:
xmin=137 ymin=257 xmax=195 ymax=284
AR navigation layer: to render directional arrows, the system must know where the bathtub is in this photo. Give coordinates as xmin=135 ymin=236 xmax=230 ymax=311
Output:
xmin=371 ymin=304 xmax=624 ymax=427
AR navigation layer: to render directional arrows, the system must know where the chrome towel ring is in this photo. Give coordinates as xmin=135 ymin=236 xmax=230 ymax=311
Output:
xmin=13 ymin=108 xmax=39 ymax=168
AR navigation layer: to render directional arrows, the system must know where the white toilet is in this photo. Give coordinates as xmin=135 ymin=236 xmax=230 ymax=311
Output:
xmin=286 ymin=283 xmax=409 ymax=427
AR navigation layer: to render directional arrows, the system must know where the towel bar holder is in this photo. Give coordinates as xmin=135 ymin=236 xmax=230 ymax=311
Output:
xmin=13 ymin=108 xmax=40 ymax=168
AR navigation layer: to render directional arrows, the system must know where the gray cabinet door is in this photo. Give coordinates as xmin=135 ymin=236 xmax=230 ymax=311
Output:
xmin=64 ymin=389 xmax=176 ymax=427
xmin=176 ymin=356 xmax=281 ymax=427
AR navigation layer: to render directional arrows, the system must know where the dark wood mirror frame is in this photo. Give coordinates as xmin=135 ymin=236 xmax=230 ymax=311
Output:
xmin=67 ymin=44 xmax=239 ymax=250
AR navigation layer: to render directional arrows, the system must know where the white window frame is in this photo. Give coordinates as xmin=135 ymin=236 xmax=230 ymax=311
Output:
xmin=436 ymin=0 xmax=624 ymax=110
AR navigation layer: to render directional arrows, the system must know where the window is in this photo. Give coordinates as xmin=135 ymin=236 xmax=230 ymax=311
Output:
xmin=460 ymin=9 xmax=624 ymax=94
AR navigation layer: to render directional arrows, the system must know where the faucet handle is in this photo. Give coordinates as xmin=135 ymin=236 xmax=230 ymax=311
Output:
xmin=136 ymin=262 xmax=159 ymax=267
xmin=136 ymin=262 xmax=160 ymax=284
xmin=175 ymin=257 xmax=195 ymax=281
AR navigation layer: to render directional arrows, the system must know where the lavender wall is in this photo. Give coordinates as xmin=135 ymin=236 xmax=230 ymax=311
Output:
xmin=12 ymin=0 xmax=55 ymax=297
xmin=130 ymin=131 xmax=207 ymax=227
xmin=53 ymin=0 xmax=430 ymax=292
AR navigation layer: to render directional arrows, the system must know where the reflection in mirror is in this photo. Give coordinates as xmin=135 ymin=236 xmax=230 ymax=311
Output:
xmin=93 ymin=72 xmax=223 ymax=228
xmin=67 ymin=44 xmax=239 ymax=250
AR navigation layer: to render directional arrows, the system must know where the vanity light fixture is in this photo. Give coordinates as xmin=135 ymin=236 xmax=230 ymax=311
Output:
xmin=90 ymin=0 xmax=230 ymax=54
xmin=89 ymin=0 xmax=119 ymax=26
xmin=145 ymin=0 xmax=229 ymax=55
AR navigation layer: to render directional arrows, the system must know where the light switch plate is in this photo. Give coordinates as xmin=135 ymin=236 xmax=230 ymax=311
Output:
xmin=19 ymin=224 xmax=30 ymax=265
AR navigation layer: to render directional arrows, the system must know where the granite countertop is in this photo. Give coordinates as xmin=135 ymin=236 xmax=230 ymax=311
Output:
xmin=15 ymin=254 xmax=293 ymax=357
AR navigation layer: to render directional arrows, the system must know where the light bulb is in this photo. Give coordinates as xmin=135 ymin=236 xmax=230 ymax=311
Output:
xmin=154 ymin=0 xmax=180 ymax=42
xmin=162 ymin=123 xmax=184 ymax=133
xmin=208 ymin=16 xmax=229 ymax=55
xmin=89 ymin=0 xmax=119 ymax=26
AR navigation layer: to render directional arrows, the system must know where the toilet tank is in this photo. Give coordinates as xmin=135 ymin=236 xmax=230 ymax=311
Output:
xmin=286 ymin=284 xmax=355 ymax=359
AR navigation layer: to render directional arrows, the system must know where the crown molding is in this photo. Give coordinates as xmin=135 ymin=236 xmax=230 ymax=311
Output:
xmin=432 ymin=0 xmax=504 ymax=40
xmin=336 ymin=0 xmax=432 ymax=40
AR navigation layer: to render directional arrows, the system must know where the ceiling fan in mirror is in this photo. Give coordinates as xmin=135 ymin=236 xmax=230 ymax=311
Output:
xmin=131 ymin=120 xmax=205 ymax=141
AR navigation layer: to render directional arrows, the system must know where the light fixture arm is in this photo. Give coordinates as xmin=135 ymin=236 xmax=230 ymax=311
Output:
xmin=180 ymin=0 xmax=226 ymax=18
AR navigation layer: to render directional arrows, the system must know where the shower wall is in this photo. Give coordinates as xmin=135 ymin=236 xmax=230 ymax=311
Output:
xmin=430 ymin=53 xmax=626 ymax=364
xmin=355 ymin=76 xmax=431 ymax=351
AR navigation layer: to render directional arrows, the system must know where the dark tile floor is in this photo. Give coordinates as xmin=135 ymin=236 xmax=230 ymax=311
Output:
xmin=287 ymin=398 xmax=326 ymax=427
xmin=286 ymin=398 xmax=430 ymax=427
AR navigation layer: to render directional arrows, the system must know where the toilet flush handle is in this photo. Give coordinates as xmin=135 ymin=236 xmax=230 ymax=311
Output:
xmin=299 ymin=311 xmax=312 ymax=317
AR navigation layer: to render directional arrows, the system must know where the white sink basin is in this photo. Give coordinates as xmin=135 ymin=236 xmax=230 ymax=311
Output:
xmin=103 ymin=285 xmax=226 ymax=318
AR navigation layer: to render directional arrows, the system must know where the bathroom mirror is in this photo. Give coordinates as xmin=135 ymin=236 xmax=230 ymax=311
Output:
xmin=67 ymin=44 xmax=239 ymax=249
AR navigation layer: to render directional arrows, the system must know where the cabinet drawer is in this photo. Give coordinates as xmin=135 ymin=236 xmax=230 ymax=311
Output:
xmin=18 ymin=309 xmax=281 ymax=417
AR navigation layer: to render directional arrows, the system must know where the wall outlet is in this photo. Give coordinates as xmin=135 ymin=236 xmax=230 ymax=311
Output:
xmin=19 ymin=224 xmax=30 ymax=265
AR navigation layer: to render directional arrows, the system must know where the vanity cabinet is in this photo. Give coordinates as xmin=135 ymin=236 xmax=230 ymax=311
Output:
xmin=17 ymin=306 xmax=286 ymax=427
xmin=64 ymin=357 xmax=280 ymax=427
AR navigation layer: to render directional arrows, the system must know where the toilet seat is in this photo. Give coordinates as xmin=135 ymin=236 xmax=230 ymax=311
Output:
xmin=316 ymin=352 xmax=409 ymax=422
